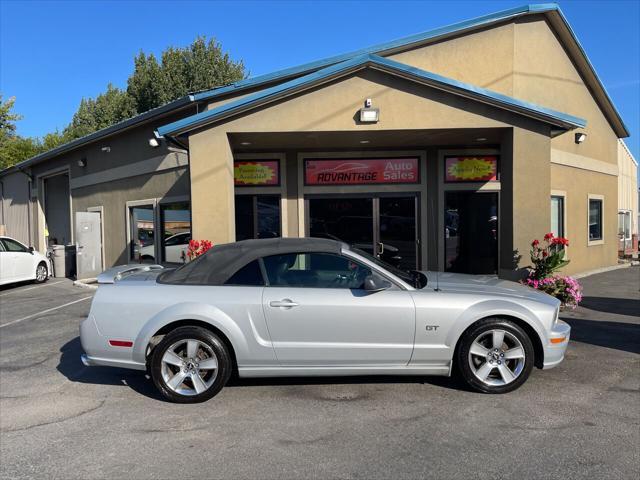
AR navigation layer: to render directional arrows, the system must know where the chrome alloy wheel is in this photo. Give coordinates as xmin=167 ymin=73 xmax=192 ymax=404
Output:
xmin=36 ymin=264 xmax=47 ymax=282
xmin=468 ymin=329 xmax=526 ymax=386
xmin=160 ymin=339 xmax=218 ymax=396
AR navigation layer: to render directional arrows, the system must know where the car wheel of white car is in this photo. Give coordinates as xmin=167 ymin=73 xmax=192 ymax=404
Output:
xmin=34 ymin=262 xmax=48 ymax=283
xmin=150 ymin=326 xmax=232 ymax=403
xmin=456 ymin=318 xmax=534 ymax=394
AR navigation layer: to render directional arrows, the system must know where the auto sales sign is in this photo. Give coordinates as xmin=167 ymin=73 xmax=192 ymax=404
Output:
xmin=234 ymin=160 xmax=280 ymax=186
xmin=305 ymin=158 xmax=419 ymax=185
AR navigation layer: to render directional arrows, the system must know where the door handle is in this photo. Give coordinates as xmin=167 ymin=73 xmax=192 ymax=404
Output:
xmin=377 ymin=242 xmax=385 ymax=255
xmin=269 ymin=299 xmax=299 ymax=308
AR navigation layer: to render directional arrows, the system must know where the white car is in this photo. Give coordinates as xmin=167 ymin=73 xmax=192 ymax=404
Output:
xmin=139 ymin=232 xmax=190 ymax=263
xmin=0 ymin=236 xmax=50 ymax=285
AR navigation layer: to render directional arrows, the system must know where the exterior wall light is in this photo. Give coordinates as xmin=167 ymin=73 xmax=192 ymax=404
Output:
xmin=575 ymin=132 xmax=587 ymax=144
xmin=77 ymin=158 xmax=87 ymax=167
xmin=359 ymin=98 xmax=379 ymax=123
xmin=148 ymin=138 xmax=160 ymax=148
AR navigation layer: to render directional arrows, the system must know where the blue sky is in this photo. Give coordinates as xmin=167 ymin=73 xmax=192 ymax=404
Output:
xmin=1 ymin=0 xmax=639 ymax=159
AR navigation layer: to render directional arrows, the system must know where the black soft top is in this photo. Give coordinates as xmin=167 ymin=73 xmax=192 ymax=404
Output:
xmin=157 ymin=237 xmax=346 ymax=285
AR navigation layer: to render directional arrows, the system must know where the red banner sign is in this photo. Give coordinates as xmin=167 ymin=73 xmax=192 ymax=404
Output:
xmin=445 ymin=156 xmax=498 ymax=182
xmin=234 ymin=160 xmax=279 ymax=186
xmin=305 ymin=158 xmax=419 ymax=185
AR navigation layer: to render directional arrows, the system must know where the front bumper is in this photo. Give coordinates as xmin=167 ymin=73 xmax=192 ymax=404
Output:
xmin=542 ymin=319 xmax=571 ymax=369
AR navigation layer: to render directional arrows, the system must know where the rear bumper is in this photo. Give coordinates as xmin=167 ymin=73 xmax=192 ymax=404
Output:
xmin=542 ymin=319 xmax=571 ymax=369
xmin=80 ymin=353 xmax=146 ymax=370
xmin=80 ymin=315 xmax=145 ymax=371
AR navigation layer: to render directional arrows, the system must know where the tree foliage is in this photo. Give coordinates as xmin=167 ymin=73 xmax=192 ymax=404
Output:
xmin=128 ymin=36 xmax=245 ymax=113
xmin=1 ymin=36 xmax=245 ymax=169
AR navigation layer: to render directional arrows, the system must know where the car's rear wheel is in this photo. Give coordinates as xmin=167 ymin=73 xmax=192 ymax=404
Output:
xmin=34 ymin=262 xmax=48 ymax=283
xmin=456 ymin=318 xmax=534 ymax=394
xmin=150 ymin=326 xmax=231 ymax=403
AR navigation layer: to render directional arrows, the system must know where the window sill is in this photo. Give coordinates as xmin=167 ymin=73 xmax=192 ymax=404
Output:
xmin=588 ymin=239 xmax=605 ymax=246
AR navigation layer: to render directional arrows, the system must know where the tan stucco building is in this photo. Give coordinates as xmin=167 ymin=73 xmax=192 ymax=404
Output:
xmin=0 ymin=4 xmax=631 ymax=279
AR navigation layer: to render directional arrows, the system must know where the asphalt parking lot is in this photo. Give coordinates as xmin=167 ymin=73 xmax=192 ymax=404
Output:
xmin=1 ymin=268 xmax=638 ymax=479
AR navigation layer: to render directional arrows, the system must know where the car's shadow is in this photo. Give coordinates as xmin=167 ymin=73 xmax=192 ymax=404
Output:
xmin=57 ymin=337 xmax=471 ymax=401
xmin=578 ymin=296 xmax=640 ymax=318
xmin=562 ymin=317 xmax=640 ymax=354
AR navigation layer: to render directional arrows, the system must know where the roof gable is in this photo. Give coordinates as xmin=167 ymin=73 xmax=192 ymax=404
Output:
xmin=192 ymin=3 xmax=626 ymax=138
xmin=157 ymin=54 xmax=586 ymax=137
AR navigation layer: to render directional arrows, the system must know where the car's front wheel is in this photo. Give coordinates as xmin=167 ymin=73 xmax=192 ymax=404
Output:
xmin=456 ymin=318 xmax=534 ymax=394
xmin=34 ymin=262 xmax=48 ymax=283
xmin=150 ymin=326 xmax=232 ymax=403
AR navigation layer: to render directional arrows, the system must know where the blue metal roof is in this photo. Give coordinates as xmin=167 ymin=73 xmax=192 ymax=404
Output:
xmin=157 ymin=53 xmax=586 ymax=136
xmin=186 ymin=2 xmax=626 ymax=137
xmin=192 ymin=4 xmax=560 ymax=103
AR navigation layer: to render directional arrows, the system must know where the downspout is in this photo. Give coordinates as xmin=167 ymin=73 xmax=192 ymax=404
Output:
xmin=17 ymin=167 xmax=34 ymax=247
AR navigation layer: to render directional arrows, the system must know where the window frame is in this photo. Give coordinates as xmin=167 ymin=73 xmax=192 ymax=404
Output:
xmin=587 ymin=194 xmax=605 ymax=246
xmin=260 ymin=251 xmax=383 ymax=290
xmin=1 ymin=238 xmax=28 ymax=253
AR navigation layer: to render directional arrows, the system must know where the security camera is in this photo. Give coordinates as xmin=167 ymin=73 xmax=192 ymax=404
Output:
xmin=365 ymin=98 xmax=372 ymax=108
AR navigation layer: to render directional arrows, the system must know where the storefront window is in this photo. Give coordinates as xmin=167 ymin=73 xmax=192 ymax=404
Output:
xmin=551 ymin=196 xmax=565 ymax=238
xmin=160 ymin=202 xmax=191 ymax=263
xmin=445 ymin=192 xmax=498 ymax=274
xmin=129 ymin=205 xmax=155 ymax=262
xmin=235 ymin=195 xmax=281 ymax=241
xmin=589 ymin=199 xmax=603 ymax=241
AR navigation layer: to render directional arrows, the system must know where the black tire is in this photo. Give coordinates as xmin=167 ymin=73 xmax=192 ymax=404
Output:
xmin=456 ymin=317 xmax=534 ymax=394
xmin=34 ymin=262 xmax=48 ymax=283
xmin=150 ymin=326 xmax=232 ymax=403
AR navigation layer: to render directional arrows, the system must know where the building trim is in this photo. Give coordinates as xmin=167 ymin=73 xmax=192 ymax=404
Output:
xmin=70 ymin=152 xmax=188 ymax=190
xmin=550 ymin=149 xmax=618 ymax=176
xmin=550 ymin=190 xmax=569 ymax=259
xmin=587 ymin=193 xmax=605 ymax=246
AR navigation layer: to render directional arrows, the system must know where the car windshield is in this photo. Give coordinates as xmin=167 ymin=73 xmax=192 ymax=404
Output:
xmin=349 ymin=247 xmax=418 ymax=286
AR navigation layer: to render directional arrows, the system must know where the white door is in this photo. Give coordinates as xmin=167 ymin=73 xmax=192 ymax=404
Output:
xmin=0 ymin=241 xmax=12 ymax=283
xmin=261 ymin=252 xmax=415 ymax=366
xmin=1 ymin=238 xmax=34 ymax=281
xmin=76 ymin=212 xmax=103 ymax=278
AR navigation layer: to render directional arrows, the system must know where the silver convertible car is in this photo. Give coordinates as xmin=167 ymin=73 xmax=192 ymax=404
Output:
xmin=80 ymin=238 xmax=570 ymax=403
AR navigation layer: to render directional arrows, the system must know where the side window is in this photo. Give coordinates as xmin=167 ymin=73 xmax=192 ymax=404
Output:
xmin=224 ymin=260 xmax=265 ymax=286
xmin=262 ymin=252 xmax=372 ymax=289
xmin=2 ymin=239 xmax=27 ymax=252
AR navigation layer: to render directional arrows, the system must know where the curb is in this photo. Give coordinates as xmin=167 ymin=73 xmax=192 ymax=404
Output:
xmin=73 ymin=278 xmax=98 ymax=291
xmin=572 ymin=262 xmax=634 ymax=279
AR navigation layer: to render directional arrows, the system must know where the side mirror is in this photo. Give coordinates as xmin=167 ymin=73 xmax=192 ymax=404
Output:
xmin=28 ymin=246 xmax=35 ymax=254
xmin=363 ymin=275 xmax=391 ymax=293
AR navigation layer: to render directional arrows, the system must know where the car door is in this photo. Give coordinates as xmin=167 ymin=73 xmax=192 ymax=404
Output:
xmin=0 ymin=240 xmax=12 ymax=284
xmin=261 ymin=252 xmax=415 ymax=366
xmin=1 ymin=238 xmax=34 ymax=281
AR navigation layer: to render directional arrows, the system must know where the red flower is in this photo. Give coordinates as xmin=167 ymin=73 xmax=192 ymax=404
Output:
xmin=544 ymin=232 xmax=554 ymax=241
xmin=552 ymin=237 xmax=569 ymax=247
xmin=531 ymin=239 xmax=539 ymax=247
xmin=542 ymin=251 xmax=548 ymax=257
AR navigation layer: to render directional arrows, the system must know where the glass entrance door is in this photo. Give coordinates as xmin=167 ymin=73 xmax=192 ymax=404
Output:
xmin=444 ymin=191 xmax=498 ymax=274
xmin=308 ymin=195 xmax=418 ymax=270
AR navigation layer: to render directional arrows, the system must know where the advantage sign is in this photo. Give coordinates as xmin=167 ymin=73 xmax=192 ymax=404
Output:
xmin=445 ymin=156 xmax=498 ymax=182
xmin=305 ymin=158 xmax=419 ymax=185
xmin=234 ymin=160 xmax=280 ymax=186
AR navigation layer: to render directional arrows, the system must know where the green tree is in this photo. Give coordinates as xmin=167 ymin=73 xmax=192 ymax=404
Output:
xmin=64 ymin=84 xmax=136 ymax=140
xmin=128 ymin=36 xmax=245 ymax=112
xmin=0 ymin=95 xmax=40 ymax=169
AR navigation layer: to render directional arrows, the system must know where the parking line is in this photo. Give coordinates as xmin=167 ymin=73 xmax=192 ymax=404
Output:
xmin=0 ymin=296 xmax=93 ymax=329
xmin=0 ymin=280 xmax=66 ymax=296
